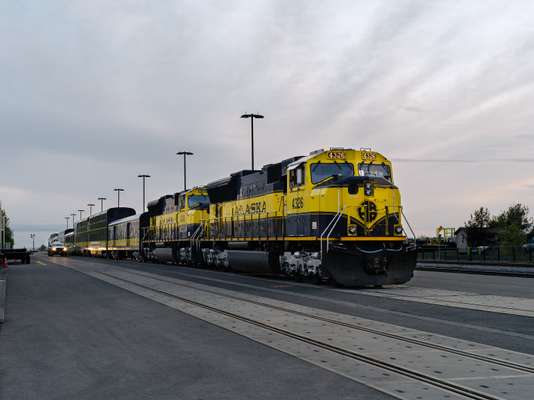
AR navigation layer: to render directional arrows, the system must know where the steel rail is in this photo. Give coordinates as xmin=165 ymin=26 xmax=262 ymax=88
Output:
xmin=115 ymin=267 xmax=534 ymax=374
xmin=98 ymin=269 xmax=511 ymax=400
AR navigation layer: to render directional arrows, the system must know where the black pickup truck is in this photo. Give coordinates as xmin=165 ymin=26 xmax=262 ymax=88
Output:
xmin=0 ymin=248 xmax=31 ymax=264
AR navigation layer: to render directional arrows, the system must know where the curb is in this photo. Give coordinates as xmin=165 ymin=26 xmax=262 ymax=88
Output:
xmin=416 ymin=262 xmax=534 ymax=278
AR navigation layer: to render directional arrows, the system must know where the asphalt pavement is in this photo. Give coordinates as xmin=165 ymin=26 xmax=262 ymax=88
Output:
xmin=0 ymin=257 xmax=390 ymax=400
xmin=2 ymin=254 xmax=534 ymax=400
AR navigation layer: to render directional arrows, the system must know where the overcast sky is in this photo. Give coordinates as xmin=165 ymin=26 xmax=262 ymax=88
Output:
xmin=2 ymin=1 xmax=534 ymax=247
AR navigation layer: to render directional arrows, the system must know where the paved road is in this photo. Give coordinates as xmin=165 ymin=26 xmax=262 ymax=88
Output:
xmin=411 ymin=268 xmax=534 ymax=298
xmin=2 ymin=254 xmax=534 ymax=400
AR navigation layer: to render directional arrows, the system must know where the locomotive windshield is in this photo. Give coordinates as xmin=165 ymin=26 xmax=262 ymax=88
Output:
xmin=358 ymin=163 xmax=391 ymax=181
xmin=310 ymin=163 xmax=354 ymax=184
xmin=188 ymin=195 xmax=209 ymax=209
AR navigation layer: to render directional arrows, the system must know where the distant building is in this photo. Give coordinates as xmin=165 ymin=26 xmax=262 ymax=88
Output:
xmin=454 ymin=228 xmax=468 ymax=252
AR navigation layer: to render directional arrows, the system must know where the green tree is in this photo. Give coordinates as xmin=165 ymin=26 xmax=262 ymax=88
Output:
xmin=493 ymin=204 xmax=532 ymax=246
xmin=1 ymin=209 xmax=14 ymax=247
xmin=499 ymin=224 xmax=525 ymax=248
xmin=465 ymin=207 xmax=492 ymax=228
xmin=464 ymin=207 xmax=495 ymax=246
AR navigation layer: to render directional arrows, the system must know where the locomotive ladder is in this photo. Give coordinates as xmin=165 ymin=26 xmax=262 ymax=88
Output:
xmin=190 ymin=224 xmax=204 ymax=254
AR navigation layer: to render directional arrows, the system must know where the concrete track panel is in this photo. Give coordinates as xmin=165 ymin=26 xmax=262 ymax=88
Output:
xmin=58 ymin=260 xmax=534 ymax=400
xmin=337 ymin=287 xmax=534 ymax=318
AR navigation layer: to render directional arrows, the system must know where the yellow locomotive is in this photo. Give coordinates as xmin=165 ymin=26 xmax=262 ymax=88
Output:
xmin=65 ymin=146 xmax=414 ymax=286
xmin=195 ymin=147 xmax=416 ymax=286
xmin=143 ymin=187 xmax=209 ymax=262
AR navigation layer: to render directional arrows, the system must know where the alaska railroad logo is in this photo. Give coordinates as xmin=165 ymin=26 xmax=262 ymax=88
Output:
xmin=358 ymin=200 xmax=377 ymax=222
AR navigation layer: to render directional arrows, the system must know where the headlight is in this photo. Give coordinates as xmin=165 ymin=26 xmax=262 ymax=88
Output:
xmin=394 ymin=225 xmax=404 ymax=235
xmin=364 ymin=182 xmax=373 ymax=196
xmin=348 ymin=225 xmax=357 ymax=235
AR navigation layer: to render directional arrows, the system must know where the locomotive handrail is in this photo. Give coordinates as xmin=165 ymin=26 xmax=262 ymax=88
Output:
xmin=326 ymin=205 xmax=346 ymax=254
xmin=320 ymin=189 xmax=343 ymax=260
xmin=400 ymin=207 xmax=416 ymax=241
xmin=190 ymin=223 xmax=204 ymax=254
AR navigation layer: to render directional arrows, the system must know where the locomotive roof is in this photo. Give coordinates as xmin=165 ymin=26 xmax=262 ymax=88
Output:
xmin=109 ymin=214 xmax=139 ymax=226
xmin=206 ymin=156 xmax=303 ymax=202
xmin=75 ymin=207 xmax=136 ymax=227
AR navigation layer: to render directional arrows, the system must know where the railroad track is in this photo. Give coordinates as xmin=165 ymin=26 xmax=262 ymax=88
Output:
xmin=95 ymin=267 xmax=532 ymax=400
xmin=105 ymin=267 xmax=534 ymax=375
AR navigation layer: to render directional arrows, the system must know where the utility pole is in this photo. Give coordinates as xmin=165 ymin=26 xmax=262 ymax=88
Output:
xmin=78 ymin=209 xmax=84 ymax=220
xmin=71 ymin=213 xmax=76 ymax=230
xmin=137 ymin=174 xmax=151 ymax=212
xmin=114 ymin=188 xmax=124 ymax=208
xmin=87 ymin=203 xmax=95 ymax=217
xmin=176 ymin=152 xmax=193 ymax=191
xmin=240 ymin=113 xmax=264 ymax=170
xmin=98 ymin=197 xmax=106 ymax=212
xmin=65 ymin=216 xmax=70 ymax=229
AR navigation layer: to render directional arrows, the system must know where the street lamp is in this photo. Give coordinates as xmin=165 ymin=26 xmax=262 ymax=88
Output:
xmin=87 ymin=203 xmax=95 ymax=216
xmin=240 ymin=113 xmax=264 ymax=170
xmin=65 ymin=216 xmax=70 ymax=229
xmin=78 ymin=209 xmax=84 ymax=220
xmin=98 ymin=197 xmax=107 ymax=212
xmin=176 ymin=151 xmax=193 ymax=191
xmin=114 ymin=188 xmax=124 ymax=208
xmin=137 ymin=174 xmax=151 ymax=212
xmin=30 ymin=233 xmax=35 ymax=251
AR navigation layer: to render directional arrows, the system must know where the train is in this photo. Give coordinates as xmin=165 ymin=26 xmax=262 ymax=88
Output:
xmin=52 ymin=148 xmax=417 ymax=287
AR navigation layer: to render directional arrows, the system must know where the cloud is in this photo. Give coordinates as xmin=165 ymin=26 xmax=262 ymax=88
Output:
xmin=2 ymin=0 xmax=534 ymax=245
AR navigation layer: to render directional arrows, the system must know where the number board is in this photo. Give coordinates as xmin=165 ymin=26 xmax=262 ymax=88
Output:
xmin=361 ymin=151 xmax=376 ymax=162
xmin=327 ymin=151 xmax=345 ymax=160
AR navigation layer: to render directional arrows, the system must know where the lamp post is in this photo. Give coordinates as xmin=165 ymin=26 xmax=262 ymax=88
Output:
xmin=98 ymin=197 xmax=106 ymax=212
xmin=87 ymin=203 xmax=95 ymax=217
xmin=114 ymin=188 xmax=124 ymax=208
xmin=240 ymin=113 xmax=264 ymax=170
xmin=137 ymin=174 xmax=151 ymax=212
xmin=65 ymin=216 xmax=70 ymax=229
xmin=176 ymin=151 xmax=193 ymax=191
xmin=78 ymin=209 xmax=84 ymax=220
xmin=30 ymin=233 xmax=35 ymax=251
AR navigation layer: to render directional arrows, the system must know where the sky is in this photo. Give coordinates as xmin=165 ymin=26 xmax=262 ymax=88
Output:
xmin=2 ymin=0 xmax=534 ymax=247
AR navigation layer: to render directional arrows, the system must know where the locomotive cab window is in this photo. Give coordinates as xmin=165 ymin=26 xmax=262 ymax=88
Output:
xmin=358 ymin=163 xmax=392 ymax=181
xmin=310 ymin=162 xmax=354 ymax=184
xmin=188 ymin=195 xmax=209 ymax=210
xmin=177 ymin=194 xmax=186 ymax=210
xmin=289 ymin=165 xmax=305 ymax=189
